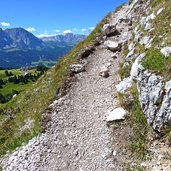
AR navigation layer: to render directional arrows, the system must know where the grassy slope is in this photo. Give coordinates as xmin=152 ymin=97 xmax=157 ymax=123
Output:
xmin=0 ymin=69 xmax=37 ymax=96
xmin=0 ymin=70 xmax=22 ymax=80
xmin=141 ymin=0 xmax=171 ymax=79
xmin=0 ymin=13 xmax=110 ymax=156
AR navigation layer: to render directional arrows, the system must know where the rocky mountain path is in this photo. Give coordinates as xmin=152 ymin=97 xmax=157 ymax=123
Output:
xmin=0 ymin=4 xmax=133 ymax=171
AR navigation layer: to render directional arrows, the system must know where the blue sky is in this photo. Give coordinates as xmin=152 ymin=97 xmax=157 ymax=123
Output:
xmin=0 ymin=0 xmax=127 ymax=37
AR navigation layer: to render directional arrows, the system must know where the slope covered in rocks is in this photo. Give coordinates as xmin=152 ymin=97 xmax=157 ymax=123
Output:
xmin=0 ymin=0 xmax=171 ymax=170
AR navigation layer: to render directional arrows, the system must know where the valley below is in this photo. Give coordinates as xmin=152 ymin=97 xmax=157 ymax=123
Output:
xmin=0 ymin=30 xmax=86 ymax=68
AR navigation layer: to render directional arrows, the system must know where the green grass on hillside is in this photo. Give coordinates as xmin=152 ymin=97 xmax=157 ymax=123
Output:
xmin=141 ymin=0 xmax=171 ymax=48
xmin=31 ymin=60 xmax=56 ymax=68
xmin=0 ymin=82 xmax=32 ymax=96
xmin=151 ymin=0 xmax=170 ymax=8
xmin=0 ymin=69 xmax=38 ymax=99
xmin=142 ymin=49 xmax=171 ymax=79
xmin=0 ymin=69 xmax=22 ymax=80
xmin=151 ymin=1 xmax=171 ymax=47
xmin=118 ymin=84 xmax=150 ymax=160
xmin=0 ymin=13 xmax=110 ymax=156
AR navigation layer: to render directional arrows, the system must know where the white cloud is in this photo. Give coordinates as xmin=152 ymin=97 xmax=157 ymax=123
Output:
xmin=55 ymin=29 xmax=60 ymax=33
xmin=63 ymin=29 xmax=72 ymax=34
xmin=26 ymin=27 xmax=36 ymax=33
xmin=1 ymin=22 xmax=10 ymax=27
xmin=73 ymin=28 xmax=78 ymax=32
xmin=89 ymin=27 xmax=95 ymax=31
xmin=81 ymin=28 xmax=87 ymax=32
xmin=37 ymin=32 xmax=56 ymax=38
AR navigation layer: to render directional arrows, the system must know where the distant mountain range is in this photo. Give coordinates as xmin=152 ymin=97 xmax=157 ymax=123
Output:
xmin=41 ymin=33 xmax=86 ymax=45
xmin=0 ymin=28 xmax=86 ymax=68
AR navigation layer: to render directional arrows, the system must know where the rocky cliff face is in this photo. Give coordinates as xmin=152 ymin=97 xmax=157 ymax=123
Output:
xmin=116 ymin=0 xmax=171 ymax=133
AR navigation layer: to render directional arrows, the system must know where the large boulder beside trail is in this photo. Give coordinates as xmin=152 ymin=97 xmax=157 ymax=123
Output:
xmin=70 ymin=64 xmax=85 ymax=73
xmin=103 ymin=24 xmax=120 ymax=37
xmin=106 ymin=108 xmax=127 ymax=122
xmin=104 ymin=40 xmax=122 ymax=52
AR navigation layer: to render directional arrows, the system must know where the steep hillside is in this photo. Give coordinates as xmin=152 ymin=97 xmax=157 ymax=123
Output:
xmin=0 ymin=11 xmax=109 ymax=158
xmin=0 ymin=0 xmax=171 ymax=170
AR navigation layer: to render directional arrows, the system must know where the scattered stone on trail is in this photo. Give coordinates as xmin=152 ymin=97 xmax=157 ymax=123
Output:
xmin=99 ymin=66 xmax=110 ymax=78
xmin=80 ymin=46 xmax=95 ymax=59
xmin=106 ymin=108 xmax=127 ymax=122
xmin=111 ymin=51 xmax=119 ymax=59
xmin=104 ymin=40 xmax=122 ymax=52
xmin=103 ymin=24 xmax=120 ymax=37
xmin=102 ymin=24 xmax=110 ymax=31
xmin=69 ymin=64 xmax=85 ymax=73
xmin=119 ymin=17 xmax=132 ymax=26
xmin=93 ymin=36 xmax=104 ymax=46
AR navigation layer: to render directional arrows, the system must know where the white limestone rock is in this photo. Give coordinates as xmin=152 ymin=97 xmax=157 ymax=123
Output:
xmin=102 ymin=24 xmax=110 ymax=32
xmin=104 ymin=40 xmax=122 ymax=52
xmin=140 ymin=36 xmax=150 ymax=46
xmin=70 ymin=64 xmax=85 ymax=73
xmin=116 ymin=77 xmax=132 ymax=93
xmin=106 ymin=108 xmax=127 ymax=122
xmin=136 ymin=66 xmax=171 ymax=132
xmin=160 ymin=47 xmax=171 ymax=57
xmin=99 ymin=66 xmax=109 ymax=78
xmin=156 ymin=8 xmax=164 ymax=15
xmin=128 ymin=42 xmax=134 ymax=51
xmin=145 ymin=38 xmax=153 ymax=49
xmin=130 ymin=53 xmax=145 ymax=80
xmin=147 ymin=12 xmax=156 ymax=20
xmin=126 ymin=48 xmax=135 ymax=59
xmin=144 ymin=22 xmax=152 ymax=31
xmin=140 ymin=13 xmax=156 ymax=29
xmin=140 ymin=17 xmax=147 ymax=27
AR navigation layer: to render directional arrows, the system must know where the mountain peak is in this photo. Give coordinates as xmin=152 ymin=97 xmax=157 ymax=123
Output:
xmin=0 ymin=27 xmax=43 ymax=49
